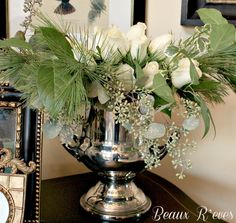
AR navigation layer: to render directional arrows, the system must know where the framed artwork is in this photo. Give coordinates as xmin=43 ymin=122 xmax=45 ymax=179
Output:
xmin=0 ymin=83 xmax=42 ymax=222
xmin=38 ymin=0 xmax=145 ymax=29
xmin=0 ymin=0 xmax=7 ymax=39
xmin=5 ymin=0 xmax=145 ymax=38
xmin=181 ymin=0 xmax=236 ymax=26
xmin=0 ymin=174 xmax=27 ymax=223
xmin=39 ymin=0 xmax=110 ymax=28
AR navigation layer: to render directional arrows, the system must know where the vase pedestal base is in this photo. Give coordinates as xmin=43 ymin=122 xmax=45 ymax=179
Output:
xmin=80 ymin=176 xmax=151 ymax=222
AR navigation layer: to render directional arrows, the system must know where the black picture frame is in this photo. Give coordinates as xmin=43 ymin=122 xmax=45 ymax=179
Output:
xmin=133 ymin=0 xmax=146 ymax=24
xmin=0 ymin=0 xmax=7 ymax=39
xmin=0 ymin=83 xmax=42 ymax=223
xmin=181 ymin=0 xmax=236 ymax=26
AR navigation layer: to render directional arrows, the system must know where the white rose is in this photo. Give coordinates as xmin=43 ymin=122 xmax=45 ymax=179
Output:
xmin=127 ymin=22 xmax=147 ymax=41
xmin=142 ymin=61 xmax=159 ymax=88
xmin=105 ymin=25 xmax=129 ymax=55
xmin=171 ymin=58 xmax=202 ymax=89
xmin=89 ymin=26 xmax=129 ymax=63
xmin=130 ymin=35 xmax=149 ymax=62
xmin=149 ymin=34 xmax=173 ymax=58
xmin=116 ymin=64 xmax=135 ymax=91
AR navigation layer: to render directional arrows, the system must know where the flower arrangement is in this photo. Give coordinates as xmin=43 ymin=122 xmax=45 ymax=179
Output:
xmin=1 ymin=3 xmax=236 ymax=179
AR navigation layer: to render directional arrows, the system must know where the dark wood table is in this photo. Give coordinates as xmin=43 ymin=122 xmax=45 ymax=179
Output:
xmin=40 ymin=171 xmax=225 ymax=223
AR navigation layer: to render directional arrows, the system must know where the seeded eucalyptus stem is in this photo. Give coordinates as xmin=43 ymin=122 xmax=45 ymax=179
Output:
xmin=21 ymin=0 xmax=43 ymax=35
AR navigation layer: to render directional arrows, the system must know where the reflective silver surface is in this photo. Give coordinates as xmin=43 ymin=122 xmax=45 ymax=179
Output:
xmin=64 ymin=108 xmax=166 ymax=221
xmin=80 ymin=180 xmax=151 ymax=221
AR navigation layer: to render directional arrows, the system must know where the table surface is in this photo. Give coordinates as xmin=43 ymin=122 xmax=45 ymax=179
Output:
xmin=40 ymin=171 xmax=225 ymax=223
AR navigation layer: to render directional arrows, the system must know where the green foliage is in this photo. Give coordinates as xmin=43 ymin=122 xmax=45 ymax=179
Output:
xmin=198 ymin=8 xmax=236 ymax=53
xmin=194 ymin=94 xmax=213 ymax=138
xmin=197 ymin=8 xmax=228 ymax=25
xmin=39 ymin=27 xmax=74 ymax=59
xmin=189 ymin=59 xmax=200 ymax=85
xmin=134 ymin=61 xmax=144 ymax=79
xmin=0 ymin=38 xmax=33 ymax=50
xmin=198 ymin=45 xmax=236 ymax=92
xmin=0 ymin=49 xmax=26 ymax=78
xmin=209 ymin=24 xmax=235 ymax=53
xmin=153 ymin=96 xmax=172 ymax=117
xmin=191 ymin=79 xmax=228 ymax=103
xmin=153 ymin=73 xmax=175 ymax=103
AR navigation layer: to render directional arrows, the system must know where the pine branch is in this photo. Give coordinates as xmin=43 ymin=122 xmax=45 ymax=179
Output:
xmin=190 ymin=77 xmax=229 ymax=103
xmin=198 ymin=45 xmax=236 ymax=92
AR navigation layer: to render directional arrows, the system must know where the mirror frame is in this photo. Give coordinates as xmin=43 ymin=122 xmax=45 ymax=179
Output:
xmin=0 ymin=83 xmax=43 ymax=222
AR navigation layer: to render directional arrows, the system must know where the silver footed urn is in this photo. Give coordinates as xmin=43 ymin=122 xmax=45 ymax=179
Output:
xmin=63 ymin=107 xmax=166 ymax=221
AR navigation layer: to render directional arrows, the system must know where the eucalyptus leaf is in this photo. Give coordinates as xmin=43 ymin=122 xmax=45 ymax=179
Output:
xmin=135 ymin=61 xmax=144 ymax=79
xmin=97 ymin=85 xmax=110 ymax=104
xmin=52 ymin=60 xmax=87 ymax=120
xmin=189 ymin=59 xmax=200 ymax=85
xmin=194 ymin=94 xmax=215 ymax=138
xmin=87 ymin=81 xmax=110 ymax=104
xmin=40 ymin=27 xmax=74 ymax=59
xmin=0 ymin=38 xmax=33 ymax=50
xmin=153 ymin=74 xmax=175 ymax=103
xmin=43 ymin=120 xmax=62 ymax=139
xmin=197 ymin=8 xmax=228 ymax=25
xmin=37 ymin=62 xmax=64 ymax=117
xmin=165 ymin=45 xmax=179 ymax=56
xmin=209 ymin=24 xmax=235 ymax=52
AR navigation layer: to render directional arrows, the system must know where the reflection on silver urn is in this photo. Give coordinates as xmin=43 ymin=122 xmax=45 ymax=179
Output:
xmin=64 ymin=108 xmax=165 ymax=221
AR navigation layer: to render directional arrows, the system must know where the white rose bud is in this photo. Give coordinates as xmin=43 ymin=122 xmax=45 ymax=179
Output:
xmin=126 ymin=22 xmax=149 ymax=62
xmin=127 ymin=22 xmax=147 ymax=41
xmin=171 ymin=58 xmax=202 ymax=89
xmin=116 ymin=64 xmax=135 ymax=91
xmin=149 ymin=34 xmax=173 ymax=58
xmin=130 ymin=35 xmax=149 ymax=62
xmin=142 ymin=61 xmax=159 ymax=88
xmin=90 ymin=25 xmax=129 ymax=63
xmin=105 ymin=25 xmax=129 ymax=56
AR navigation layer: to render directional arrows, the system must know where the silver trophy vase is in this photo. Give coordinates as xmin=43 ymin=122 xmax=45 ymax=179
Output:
xmin=64 ymin=108 xmax=154 ymax=221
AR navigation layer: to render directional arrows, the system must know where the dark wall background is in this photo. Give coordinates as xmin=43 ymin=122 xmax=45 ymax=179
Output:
xmin=0 ymin=0 xmax=7 ymax=39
